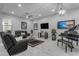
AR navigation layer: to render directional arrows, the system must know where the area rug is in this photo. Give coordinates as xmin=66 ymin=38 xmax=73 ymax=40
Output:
xmin=28 ymin=39 xmax=44 ymax=47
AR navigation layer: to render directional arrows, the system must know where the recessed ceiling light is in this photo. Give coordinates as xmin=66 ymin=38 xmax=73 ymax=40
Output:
xmin=38 ymin=14 xmax=42 ymax=17
xmin=52 ymin=9 xmax=55 ymax=12
xmin=26 ymin=16 xmax=29 ymax=18
xmin=11 ymin=11 xmax=14 ymax=14
xmin=18 ymin=4 xmax=22 ymax=7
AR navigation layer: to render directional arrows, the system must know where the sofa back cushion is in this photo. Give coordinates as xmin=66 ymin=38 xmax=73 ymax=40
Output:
xmin=15 ymin=31 xmax=21 ymax=37
xmin=2 ymin=34 xmax=16 ymax=50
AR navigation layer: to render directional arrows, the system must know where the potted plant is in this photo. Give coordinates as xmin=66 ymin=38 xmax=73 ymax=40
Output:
xmin=51 ymin=29 xmax=56 ymax=40
xmin=51 ymin=29 xmax=56 ymax=34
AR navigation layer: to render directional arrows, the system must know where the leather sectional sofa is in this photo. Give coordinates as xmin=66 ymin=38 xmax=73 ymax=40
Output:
xmin=0 ymin=32 xmax=28 ymax=56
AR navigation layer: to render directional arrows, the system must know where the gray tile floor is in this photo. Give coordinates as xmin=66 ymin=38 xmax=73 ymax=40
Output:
xmin=0 ymin=37 xmax=79 ymax=56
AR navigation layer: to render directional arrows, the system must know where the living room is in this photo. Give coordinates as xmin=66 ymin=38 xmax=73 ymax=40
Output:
xmin=1 ymin=3 xmax=79 ymax=56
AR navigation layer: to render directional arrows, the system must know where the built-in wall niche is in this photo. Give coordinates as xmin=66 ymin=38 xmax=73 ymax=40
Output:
xmin=34 ymin=23 xmax=38 ymax=30
xmin=2 ymin=19 xmax=12 ymax=32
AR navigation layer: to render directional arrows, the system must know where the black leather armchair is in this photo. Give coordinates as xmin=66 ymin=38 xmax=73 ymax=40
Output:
xmin=0 ymin=32 xmax=28 ymax=56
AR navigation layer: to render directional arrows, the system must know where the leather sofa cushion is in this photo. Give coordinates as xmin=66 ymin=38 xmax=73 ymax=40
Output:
xmin=3 ymin=34 xmax=16 ymax=50
xmin=8 ymin=34 xmax=16 ymax=44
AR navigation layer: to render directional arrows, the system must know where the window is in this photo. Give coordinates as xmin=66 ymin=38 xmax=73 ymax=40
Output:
xmin=2 ymin=19 xmax=12 ymax=32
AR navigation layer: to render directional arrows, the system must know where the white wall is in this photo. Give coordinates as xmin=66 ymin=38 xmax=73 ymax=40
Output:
xmin=0 ymin=13 xmax=32 ymax=33
xmin=33 ymin=9 xmax=79 ymax=39
xmin=0 ymin=8 xmax=79 ymax=39
xmin=0 ymin=13 xmax=32 ymax=44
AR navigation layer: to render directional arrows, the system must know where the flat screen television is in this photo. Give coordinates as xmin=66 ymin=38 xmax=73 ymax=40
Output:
xmin=41 ymin=23 xmax=49 ymax=29
xmin=57 ymin=20 xmax=75 ymax=29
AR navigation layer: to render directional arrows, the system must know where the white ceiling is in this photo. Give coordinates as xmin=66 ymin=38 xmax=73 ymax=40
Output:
xmin=0 ymin=3 xmax=79 ymax=20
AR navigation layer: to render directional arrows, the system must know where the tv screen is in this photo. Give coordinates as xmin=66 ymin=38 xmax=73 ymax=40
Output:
xmin=41 ymin=23 xmax=49 ymax=29
xmin=57 ymin=20 xmax=75 ymax=29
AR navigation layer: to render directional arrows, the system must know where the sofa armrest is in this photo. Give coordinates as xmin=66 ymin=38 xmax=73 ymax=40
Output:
xmin=8 ymin=40 xmax=28 ymax=55
xmin=16 ymin=40 xmax=28 ymax=45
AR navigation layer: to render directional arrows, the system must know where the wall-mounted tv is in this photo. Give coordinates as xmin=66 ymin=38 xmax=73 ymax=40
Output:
xmin=57 ymin=20 xmax=75 ymax=29
xmin=41 ymin=23 xmax=49 ymax=29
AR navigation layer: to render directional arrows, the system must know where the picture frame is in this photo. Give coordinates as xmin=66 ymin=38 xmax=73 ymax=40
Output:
xmin=57 ymin=20 xmax=75 ymax=29
xmin=21 ymin=22 xmax=27 ymax=29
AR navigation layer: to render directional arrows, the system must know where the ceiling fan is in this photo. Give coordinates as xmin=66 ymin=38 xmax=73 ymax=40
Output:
xmin=20 ymin=12 xmax=34 ymax=19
